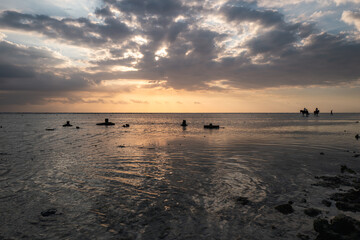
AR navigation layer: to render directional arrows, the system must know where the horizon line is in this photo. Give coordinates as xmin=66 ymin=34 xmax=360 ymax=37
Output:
xmin=1 ymin=112 xmax=359 ymax=114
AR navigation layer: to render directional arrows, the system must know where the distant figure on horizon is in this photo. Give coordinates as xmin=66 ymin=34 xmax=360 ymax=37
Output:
xmin=314 ymin=108 xmax=320 ymax=116
xmin=300 ymin=108 xmax=309 ymax=117
xmin=331 ymin=110 xmax=333 ymax=115
xmin=181 ymin=120 xmax=188 ymax=127
xmin=63 ymin=121 xmax=72 ymax=127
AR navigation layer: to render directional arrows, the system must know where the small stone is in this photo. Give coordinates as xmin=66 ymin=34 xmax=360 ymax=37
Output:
xmin=314 ymin=214 xmax=360 ymax=239
xmin=275 ymin=203 xmax=294 ymax=214
xmin=341 ymin=165 xmax=356 ymax=174
xmin=313 ymin=218 xmax=329 ymax=233
xmin=304 ymin=208 xmax=322 ymax=217
xmin=331 ymin=189 xmax=360 ymax=212
xmin=322 ymin=199 xmax=332 ymax=207
xmin=236 ymin=196 xmax=250 ymax=205
xmin=41 ymin=208 xmax=57 ymax=217
xmin=296 ymin=233 xmax=310 ymax=240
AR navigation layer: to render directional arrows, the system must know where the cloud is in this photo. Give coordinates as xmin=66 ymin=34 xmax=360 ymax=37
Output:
xmin=342 ymin=10 xmax=360 ymax=31
xmin=1 ymin=0 xmax=360 ymax=108
xmin=130 ymin=99 xmax=149 ymax=104
xmin=334 ymin=0 xmax=360 ymax=5
xmin=220 ymin=4 xmax=284 ymax=27
xmin=0 ymin=10 xmax=131 ymax=47
xmin=0 ymin=39 xmax=94 ymax=105
xmin=105 ymin=0 xmax=185 ymax=17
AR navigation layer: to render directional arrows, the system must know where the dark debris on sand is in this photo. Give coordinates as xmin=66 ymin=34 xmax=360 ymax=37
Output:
xmin=321 ymin=199 xmax=332 ymax=207
xmin=341 ymin=165 xmax=357 ymax=174
xmin=235 ymin=196 xmax=250 ymax=205
xmin=314 ymin=214 xmax=360 ymax=240
xmin=304 ymin=208 xmax=322 ymax=217
xmin=275 ymin=203 xmax=294 ymax=214
xmin=313 ymin=175 xmax=360 ymax=189
xmin=330 ymin=189 xmax=360 ymax=212
xmin=304 ymin=164 xmax=360 ymax=239
xmin=41 ymin=208 xmax=57 ymax=217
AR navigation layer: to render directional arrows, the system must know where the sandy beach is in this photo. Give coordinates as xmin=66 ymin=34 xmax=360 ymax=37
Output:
xmin=0 ymin=113 xmax=359 ymax=239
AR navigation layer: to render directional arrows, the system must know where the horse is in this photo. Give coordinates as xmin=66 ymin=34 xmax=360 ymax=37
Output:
xmin=314 ymin=108 xmax=320 ymax=116
xmin=300 ymin=108 xmax=309 ymax=117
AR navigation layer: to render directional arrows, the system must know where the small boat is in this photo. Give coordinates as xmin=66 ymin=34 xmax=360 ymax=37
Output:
xmin=181 ymin=120 xmax=188 ymax=127
xmin=122 ymin=124 xmax=130 ymax=127
xmin=63 ymin=121 xmax=73 ymax=127
xmin=204 ymin=123 xmax=219 ymax=129
xmin=96 ymin=118 xmax=115 ymax=126
xmin=46 ymin=128 xmax=55 ymax=131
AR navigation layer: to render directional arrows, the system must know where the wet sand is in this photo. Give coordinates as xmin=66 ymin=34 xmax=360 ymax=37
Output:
xmin=0 ymin=113 xmax=359 ymax=239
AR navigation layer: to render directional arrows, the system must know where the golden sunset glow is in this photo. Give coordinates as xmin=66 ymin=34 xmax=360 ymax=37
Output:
xmin=0 ymin=0 xmax=360 ymax=112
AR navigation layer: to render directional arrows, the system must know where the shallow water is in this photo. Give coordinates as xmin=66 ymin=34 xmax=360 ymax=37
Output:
xmin=0 ymin=113 xmax=359 ymax=239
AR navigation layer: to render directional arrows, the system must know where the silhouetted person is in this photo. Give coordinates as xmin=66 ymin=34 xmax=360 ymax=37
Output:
xmin=331 ymin=110 xmax=333 ymax=115
xmin=63 ymin=121 xmax=72 ymax=127
xmin=314 ymin=108 xmax=320 ymax=116
xmin=181 ymin=120 xmax=188 ymax=127
xmin=356 ymin=134 xmax=359 ymax=140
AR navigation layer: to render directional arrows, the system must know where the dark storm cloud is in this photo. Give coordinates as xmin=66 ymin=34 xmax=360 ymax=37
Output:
xmin=0 ymin=40 xmax=94 ymax=105
xmin=221 ymin=4 xmax=284 ymax=27
xmin=0 ymin=10 xmax=131 ymax=46
xmin=0 ymin=40 xmax=89 ymax=91
xmin=1 ymin=0 xmax=360 ymax=107
xmin=105 ymin=0 xmax=184 ymax=17
xmin=94 ymin=6 xmax=112 ymax=18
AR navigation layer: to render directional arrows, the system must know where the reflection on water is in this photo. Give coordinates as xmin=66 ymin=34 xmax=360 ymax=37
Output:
xmin=0 ymin=113 xmax=359 ymax=239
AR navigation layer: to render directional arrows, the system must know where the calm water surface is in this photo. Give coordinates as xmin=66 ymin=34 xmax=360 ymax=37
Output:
xmin=0 ymin=113 xmax=359 ymax=239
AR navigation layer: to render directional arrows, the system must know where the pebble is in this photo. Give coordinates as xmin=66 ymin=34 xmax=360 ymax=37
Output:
xmin=304 ymin=208 xmax=322 ymax=217
xmin=41 ymin=208 xmax=57 ymax=217
xmin=275 ymin=203 xmax=294 ymax=214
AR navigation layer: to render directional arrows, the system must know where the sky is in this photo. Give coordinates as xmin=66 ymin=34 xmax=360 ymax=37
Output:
xmin=0 ymin=0 xmax=360 ymax=112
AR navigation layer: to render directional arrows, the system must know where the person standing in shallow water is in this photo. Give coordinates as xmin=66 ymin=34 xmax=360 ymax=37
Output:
xmin=331 ymin=110 xmax=333 ymax=115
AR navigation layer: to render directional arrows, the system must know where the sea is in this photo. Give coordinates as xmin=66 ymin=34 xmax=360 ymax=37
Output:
xmin=0 ymin=113 xmax=359 ymax=239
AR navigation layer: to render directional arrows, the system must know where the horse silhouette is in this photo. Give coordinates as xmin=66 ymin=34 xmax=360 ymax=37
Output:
xmin=300 ymin=108 xmax=309 ymax=117
xmin=314 ymin=108 xmax=320 ymax=116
